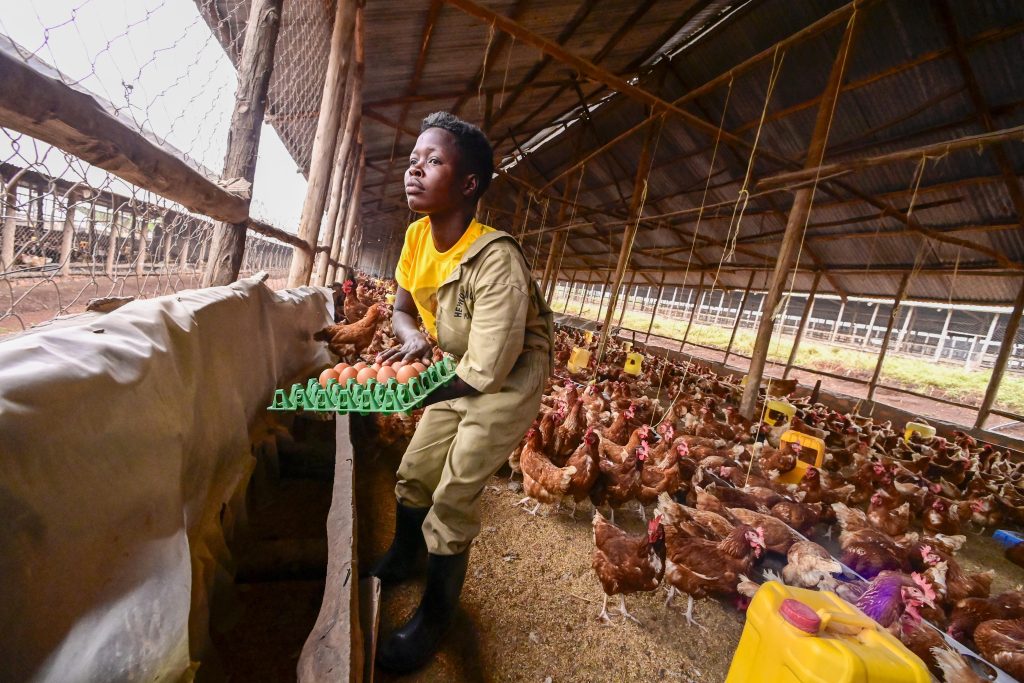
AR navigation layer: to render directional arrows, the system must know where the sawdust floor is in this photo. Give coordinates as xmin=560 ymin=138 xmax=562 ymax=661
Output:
xmin=352 ymin=416 xmax=745 ymax=683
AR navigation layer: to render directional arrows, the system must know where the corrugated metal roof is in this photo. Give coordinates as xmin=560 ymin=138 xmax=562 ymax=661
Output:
xmin=204 ymin=0 xmax=1024 ymax=303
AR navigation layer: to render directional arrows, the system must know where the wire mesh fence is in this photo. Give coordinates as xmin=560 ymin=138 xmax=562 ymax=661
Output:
xmin=0 ymin=0 xmax=315 ymax=337
xmin=551 ymin=277 xmax=1024 ymax=435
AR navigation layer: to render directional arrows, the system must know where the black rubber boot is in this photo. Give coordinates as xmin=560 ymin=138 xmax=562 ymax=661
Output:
xmin=364 ymin=501 xmax=429 ymax=586
xmin=375 ymin=549 xmax=470 ymax=674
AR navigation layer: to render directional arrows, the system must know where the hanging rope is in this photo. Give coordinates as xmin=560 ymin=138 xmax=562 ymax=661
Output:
xmin=498 ymin=36 xmax=515 ymax=111
xmin=477 ymin=20 xmax=496 ymax=118
xmin=550 ymin=163 xmax=587 ymax=296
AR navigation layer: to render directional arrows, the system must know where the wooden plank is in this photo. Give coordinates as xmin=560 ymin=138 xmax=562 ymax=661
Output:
xmin=297 ymin=414 xmax=363 ymax=682
xmin=0 ymin=37 xmax=248 ymax=224
xmin=783 ymin=271 xmax=822 ymax=378
xmin=204 ymin=0 xmax=283 ymax=287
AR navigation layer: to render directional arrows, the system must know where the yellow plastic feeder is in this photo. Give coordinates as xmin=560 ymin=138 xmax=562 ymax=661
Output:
xmin=385 ymin=293 xmax=396 ymax=304
xmin=765 ymin=399 xmax=796 ymax=427
xmin=622 ymin=340 xmax=633 ymax=352
xmin=623 ymin=351 xmax=644 ymax=376
xmin=777 ymin=429 xmax=826 ymax=485
xmin=726 ymin=582 xmax=928 ymax=683
xmin=567 ymin=347 xmax=591 ymax=374
xmin=903 ymin=421 xmax=936 ymax=443
xmin=583 ymin=330 xmax=594 ymax=345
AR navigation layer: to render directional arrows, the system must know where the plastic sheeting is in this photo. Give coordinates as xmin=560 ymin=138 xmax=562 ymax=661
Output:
xmin=0 ymin=274 xmax=332 ymax=682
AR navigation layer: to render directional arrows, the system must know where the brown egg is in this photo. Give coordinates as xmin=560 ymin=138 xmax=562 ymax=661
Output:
xmin=333 ymin=362 xmax=349 ymax=374
xmin=377 ymin=366 xmax=397 ymax=383
xmin=356 ymin=367 xmax=377 ymax=384
xmin=389 ymin=360 xmax=407 ymax=370
xmin=338 ymin=366 xmax=359 ymax=385
xmin=370 ymin=363 xmax=381 ymax=372
xmin=396 ymin=365 xmax=419 ymax=384
xmin=319 ymin=368 xmax=340 ymax=387
xmin=352 ymin=361 xmax=368 ymax=371
xmin=411 ymin=362 xmax=427 ymax=373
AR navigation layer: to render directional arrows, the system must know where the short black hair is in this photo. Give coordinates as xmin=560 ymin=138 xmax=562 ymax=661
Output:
xmin=421 ymin=111 xmax=493 ymax=200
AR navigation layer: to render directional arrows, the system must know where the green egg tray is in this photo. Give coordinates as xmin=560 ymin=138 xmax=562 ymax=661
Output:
xmin=268 ymin=356 xmax=456 ymax=415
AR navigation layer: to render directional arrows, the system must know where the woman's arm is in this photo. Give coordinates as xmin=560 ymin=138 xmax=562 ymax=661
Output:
xmin=377 ymin=286 xmax=433 ymax=365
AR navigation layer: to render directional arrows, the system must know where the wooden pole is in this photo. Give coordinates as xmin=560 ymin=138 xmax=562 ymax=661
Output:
xmin=682 ymin=275 xmax=705 ymax=346
xmin=867 ymin=273 xmax=911 ymax=401
xmin=325 ymin=162 xmax=355 ymax=283
xmin=339 ymin=155 xmax=364 ymax=268
xmin=577 ymin=269 xmax=594 ymax=316
xmin=596 ymin=116 xmax=663 ymax=361
xmin=783 ymin=271 xmax=822 ymax=378
xmin=105 ymin=203 xmax=118 ymax=277
xmin=933 ymin=307 xmax=953 ymax=361
xmin=179 ymin=219 xmax=192 ymax=272
xmin=2 ymin=180 xmax=19 ymax=272
xmin=540 ymin=171 xmax=576 ymax=300
xmin=975 ymin=312 xmax=1000 ymax=370
xmin=59 ymin=191 xmax=79 ymax=276
xmin=862 ymin=302 xmax=880 ymax=348
xmin=895 ymin=304 xmax=916 ymax=353
xmin=287 ymin=0 xmax=357 ymax=287
xmin=596 ymin=270 xmax=613 ymax=324
xmin=975 ymin=279 xmax=1024 ymax=428
xmin=830 ymin=299 xmax=846 ymax=342
xmin=563 ymin=269 xmax=578 ymax=313
xmin=135 ymin=212 xmax=147 ymax=276
xmin=204 ymin=0 xmax=283 ymax=287
xmin=161 ymin=214 xmax=172 ymax=270
xmin=724 ymin=270 xmax=757 ymax=365
xmin=740 ymin=6 xmax=860 ymax=419
xmin=617 ymin=270 xmax=638 ymax=328
xmin=644 ymin=271 xmax=667 ymax=343
xmin=318 ymin=9 xmax=363 ymax=285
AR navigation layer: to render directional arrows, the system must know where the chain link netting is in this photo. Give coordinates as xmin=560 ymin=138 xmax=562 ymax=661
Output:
xmin=0 ymin=1 xmax=317 ymax=337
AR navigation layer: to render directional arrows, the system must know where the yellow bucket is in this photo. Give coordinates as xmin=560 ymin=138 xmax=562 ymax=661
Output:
xmin=623 ymin=351 xmax=644 ymax=376
xmin=765 ymin=399 xmax=795 ymax=427
xmin=903 ymin=421 xmax=936 ymax=443
xmin=726 ymin=582 xmax=928 ymax=683
xmin=777 ymin=429 xmax=826 ymax=484
xmin=583 ymin=330 xmax=594 ymax=344
xmin=567 ymin=347 xmax=591 ymax=374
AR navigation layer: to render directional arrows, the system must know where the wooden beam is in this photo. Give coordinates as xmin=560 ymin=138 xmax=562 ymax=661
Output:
xmin=203 ymin=0 xmax=283 ymax=287
xmin=783 ymin=271 xmax=822 ymax=378
xmin=0 ymin=37 xmax=248 ymax=224
xmin=535 ymin=0 xmax=869 ymax=194
xmin=740 ymin=5 xmax=861 ymax=419
xmin=974 ymin=278 xmax=1024 ymax=428
xmin=287 ymin=0 xmax=357 ymax=287
xmin=595 ymin=116 xmax=663 ymax=362
xmin=757 ymin=124 xmax=1024 ymax=191
xmin=867 ymin=272 xmax=911 ymax=401
xmin=643 ymin=270 xmax=667 ymax=344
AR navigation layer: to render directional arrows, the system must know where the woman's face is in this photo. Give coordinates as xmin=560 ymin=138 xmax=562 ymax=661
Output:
xmin=405 ymin=127 xmax=475 ymax=214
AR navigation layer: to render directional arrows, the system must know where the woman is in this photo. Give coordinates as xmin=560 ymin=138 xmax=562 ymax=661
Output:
xmin=370 ymin=112 xmax=552 ymax=673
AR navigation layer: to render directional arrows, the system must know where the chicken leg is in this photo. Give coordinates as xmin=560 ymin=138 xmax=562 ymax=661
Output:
xmin=616 ymin=594 xmax=641 ymax=625
xmin=682 ymin=595 xmax=706 ymax=630
xmin=515 ymin=497 xmax=542 ymax=515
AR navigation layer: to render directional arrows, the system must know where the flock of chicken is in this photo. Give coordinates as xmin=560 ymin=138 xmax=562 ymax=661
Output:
xmin=317 ymin=277 xmax=1024 ymax=682
xmin=512 ymin=327 xmax=1024 ymax=682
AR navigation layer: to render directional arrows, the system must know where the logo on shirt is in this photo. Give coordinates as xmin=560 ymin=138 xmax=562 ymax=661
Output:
xmin=452 ymin=288 xmax=472 ymax=319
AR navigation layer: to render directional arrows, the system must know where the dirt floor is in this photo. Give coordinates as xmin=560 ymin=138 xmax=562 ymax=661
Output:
xmin=353 ymin=415 xmax=1024 ymax=683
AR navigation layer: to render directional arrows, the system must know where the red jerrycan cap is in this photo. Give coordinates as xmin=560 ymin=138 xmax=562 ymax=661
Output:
xmin=779 ymin=599 xmax=821 ymax=634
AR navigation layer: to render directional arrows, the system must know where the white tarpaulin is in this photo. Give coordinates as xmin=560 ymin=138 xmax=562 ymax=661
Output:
xmin=0 ymin=274 xmax=332 ymax=682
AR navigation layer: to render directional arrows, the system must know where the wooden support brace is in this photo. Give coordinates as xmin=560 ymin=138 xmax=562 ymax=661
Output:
xmin=867 ymin=272 xmax=911 ymax=401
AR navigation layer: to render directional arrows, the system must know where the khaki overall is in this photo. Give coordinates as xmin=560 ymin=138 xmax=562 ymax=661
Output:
xmin=395 ymin=230 xmax=553 ymax=555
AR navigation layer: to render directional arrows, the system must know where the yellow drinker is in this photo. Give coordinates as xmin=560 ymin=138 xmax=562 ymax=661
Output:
xmin=567 ymin=347 xmax=591 ymax=374
xmin=726 ymin=582 xmax=929 ymax=683
xmin=903 ymin=421 xmax=936 ymax=443
xmin=776 ymin=429 xmax=826 ymax=485
xmin=623 ymin=351 xmax=644 ymax=376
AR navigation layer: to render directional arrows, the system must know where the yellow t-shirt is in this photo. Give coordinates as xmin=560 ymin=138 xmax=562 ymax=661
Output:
xmin=395 ymin=216 xmax=494 ymax=339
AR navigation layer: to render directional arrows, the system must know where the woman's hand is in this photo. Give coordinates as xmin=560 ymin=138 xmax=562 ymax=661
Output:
xmin=376 ymin=285 xmax=433 ymax=365
xmin=377 ymin=332 xmax=432 ymax=365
